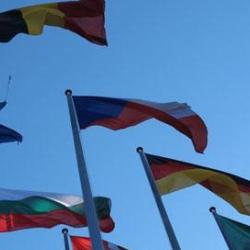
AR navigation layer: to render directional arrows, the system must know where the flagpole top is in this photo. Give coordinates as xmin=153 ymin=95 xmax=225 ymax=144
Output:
xmin=65 ymin=89 xmax=72 ymax=96
xmin=136 ymin=147 xmax=144 ymax=153
xmin=209 ymin=207 xmax=216 ymax=213
xmin=62 ymin=228 xmax=69 ymax=234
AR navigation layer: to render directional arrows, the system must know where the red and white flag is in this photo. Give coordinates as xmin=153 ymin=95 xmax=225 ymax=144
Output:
xmin=70 ymin=236 xmax=128 ymax=250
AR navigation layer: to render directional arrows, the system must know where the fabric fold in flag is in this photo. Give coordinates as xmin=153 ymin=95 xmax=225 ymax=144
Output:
xmin=212 ymin=212 xmax=250 ymax=249
xmin=70 ymin=235 xmax=128 ymax=250
xmin=0 ymin=124 xmax=22 ymax=143
xmin=0 ymin=0 xmax=107 ymax=45
xmin=0 ymin=188 xmax=114 ymax=232
xmin=146 ymin=153 xmax=250 ymax=215
xmin=73 ymin=96 xmax=207 ymax=153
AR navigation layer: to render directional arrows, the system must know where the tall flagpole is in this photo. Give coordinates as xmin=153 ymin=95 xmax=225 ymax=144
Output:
xmin=209 ymin=207 xmax=233 ymax=250
xmin=137 ymin=147 xmax=181 ymax=250
xmin=65 ymin=89 xmax=104 ymax=250
xmin=62 ymin=228 xmax=70 ymax=250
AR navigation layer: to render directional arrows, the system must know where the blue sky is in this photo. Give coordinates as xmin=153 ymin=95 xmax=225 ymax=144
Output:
xmin=1 ymin=0 xmax=250 ymax=249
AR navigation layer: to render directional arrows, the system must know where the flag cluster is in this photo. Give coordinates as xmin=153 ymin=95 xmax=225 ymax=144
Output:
xmin=1 ymin=0 xmax=247 ymax=249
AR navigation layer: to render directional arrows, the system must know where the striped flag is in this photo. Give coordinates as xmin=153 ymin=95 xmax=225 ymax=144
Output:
xmin=146 ymin=153 xmax=250 ymax=215
xmin=0 ymin=187 xmax=114 ymax=232
xmin=73 ymin=96 xmax=207 ymax=153
xmin=0 ymin=0 xmax=107 ymax=45
xmin=70 ymin=235 xmax=128 ymax=250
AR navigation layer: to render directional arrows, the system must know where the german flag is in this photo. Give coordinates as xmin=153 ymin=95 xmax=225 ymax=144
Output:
xmin=146 ymin=153 xmax=250 ymax=215
xmin=0 ymin=0 xmax=107 ymax=45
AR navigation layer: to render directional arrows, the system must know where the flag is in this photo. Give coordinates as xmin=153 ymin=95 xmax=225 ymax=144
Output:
xmin=0 ymin=102 xmax=7 ymax=111
xmin=212 ymin=211 xmax=250 ymax=249
xmin=70 ymin=235 xmax=128 ymax=250
xmin=0 ymin=124 xmax=22 ymax=143
xmin=0 ymin=102 xmax=22 ymax=143
xmin=0 ymin=0 xmax=107 ymax=45
xmin=73 ymin=96 xmax=207 ymax=153
xmin=146 ymin=153 xmax=250 ymax=215
xmin=0 ymin=187 xmax=114 ymax=232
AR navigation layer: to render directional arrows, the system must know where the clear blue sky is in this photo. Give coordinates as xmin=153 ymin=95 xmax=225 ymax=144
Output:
xmin=1 ymin=0 xmax=250 ymax=249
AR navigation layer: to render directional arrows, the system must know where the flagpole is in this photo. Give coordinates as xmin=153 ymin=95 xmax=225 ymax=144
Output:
xmin=65 ymin=89 xmax=104 ymax=250
xmin=209 ymin=207 xmax=234 ymax=250
xmin=137 ymin=147 xmax=181 ymax=250
xmin=62 ymin=228 xmax=70 ymax=250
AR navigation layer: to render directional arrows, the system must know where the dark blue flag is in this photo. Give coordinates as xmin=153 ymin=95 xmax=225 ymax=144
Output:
xmin=0 ymin=101 xmax=7 ymax=111
xmin=0 ymin=102 xmax=22 ymax=143
xmin=0 ymin=124 xmax=22 ymax=143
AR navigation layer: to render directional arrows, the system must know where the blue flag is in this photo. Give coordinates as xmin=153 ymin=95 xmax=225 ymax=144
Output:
xmin=0 ymin=124 xmax=22 ymax=143
xmin=0 ymin=101 xmax=22 ymax=143
xmin=0 ymin=102 xmax=7 ymax=111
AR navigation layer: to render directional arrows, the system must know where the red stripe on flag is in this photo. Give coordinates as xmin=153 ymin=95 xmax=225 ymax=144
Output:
xmin=0 ymin=210 xmax=114 ymax=233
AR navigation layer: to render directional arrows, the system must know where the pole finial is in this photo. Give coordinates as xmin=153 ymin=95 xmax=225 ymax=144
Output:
xmin=209 ymin=207 xmax=216 ymax=213
xmin=65 ymin=89 xmax=72 ymax=96
xmin=137 ymin=147 xmax=144 ymax=153
xmin=62 ymin=228 xmax=69 ymax=234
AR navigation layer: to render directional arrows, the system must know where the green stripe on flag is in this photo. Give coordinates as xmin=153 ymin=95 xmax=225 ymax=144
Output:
xmin=0 ymin=196 xmax=110 ymax=218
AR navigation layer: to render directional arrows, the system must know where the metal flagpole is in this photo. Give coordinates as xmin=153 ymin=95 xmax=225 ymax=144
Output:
xmin=137 ymin=147 xmax=181 ymax=250
xmin=209 ymin=207 xmax=234 ymax=250
xmin=62 ymin=228 xmax=70 ymax=250
xmin=65 ymin=89 xmax=104 ymax=250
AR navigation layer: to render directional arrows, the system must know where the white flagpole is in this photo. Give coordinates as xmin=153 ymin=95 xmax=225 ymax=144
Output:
xmin=209 ymin=207 xmax=234 ymax=250
xmin=62 ymin=228 xmax=70 ymax=250
xmin=65 ymin=90 xmax=104 ymax=250
xmin=137 ymin=147 xmax=181 ymax=250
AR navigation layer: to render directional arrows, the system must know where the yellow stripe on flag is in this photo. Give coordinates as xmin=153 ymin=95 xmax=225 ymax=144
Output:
xmin=156 ymin=168 xmax=248 ymax=213
xmin=20 ymin=3 xmax=65 ymax=35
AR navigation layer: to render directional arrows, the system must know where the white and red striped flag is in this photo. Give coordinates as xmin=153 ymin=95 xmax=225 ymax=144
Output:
xmin=70 ymin=235 xmax=128 ymax=250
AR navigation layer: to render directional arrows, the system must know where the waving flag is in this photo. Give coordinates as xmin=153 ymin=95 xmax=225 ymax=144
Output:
xmin=0 ymin=0 xmax=107 ymax=45
xmin=146 ymin=153 xmax=250 ymax=215
xmin=70 ymin=235 xmax=128 ymax=250
xmin=0 ymin=188 xmax=114 ymax=232
xmin=73 ymin=96 xmax=207 ymax=153
xmin=211 ymin=210 xmax=250 ymax=249
xmin=0 ymin=124 xmax=22 ymax=143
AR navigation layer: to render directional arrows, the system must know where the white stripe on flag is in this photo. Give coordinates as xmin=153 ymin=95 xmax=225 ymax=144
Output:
xmin=0 ymin=187 xmax=83 ymax=207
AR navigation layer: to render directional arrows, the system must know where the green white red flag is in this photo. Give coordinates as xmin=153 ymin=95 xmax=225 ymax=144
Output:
xmin=0 ymin=187 xmax=114 ymax=232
